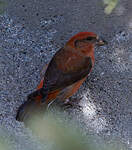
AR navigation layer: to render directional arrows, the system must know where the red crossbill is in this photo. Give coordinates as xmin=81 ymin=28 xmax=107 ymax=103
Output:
xmin=16 ymin=32 xmax=106 ymax=122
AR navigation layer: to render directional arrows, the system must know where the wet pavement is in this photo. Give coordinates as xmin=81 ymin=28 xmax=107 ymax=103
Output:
xmin=0 ymin=0 xmax=132 ymax=149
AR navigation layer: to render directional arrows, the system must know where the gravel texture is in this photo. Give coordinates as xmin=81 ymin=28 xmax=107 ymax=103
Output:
xmin=0 ymin=0 xmax=132 ymax=149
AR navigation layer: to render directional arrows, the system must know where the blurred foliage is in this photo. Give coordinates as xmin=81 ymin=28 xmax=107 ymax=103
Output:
xmin=0 ymin=1 xmax=6 ymax=14
xmin=27 ymin=112 xmax=125 ymax=150
xmin=0 ymin=138 xmax=10 ymax=150
xmin=103 ymin=0 xmax=118 ymax=14
xmin=0 ymin=112 xmax=127 ymax=150
xmin=28 ymin=114 xmax=89 ymax=150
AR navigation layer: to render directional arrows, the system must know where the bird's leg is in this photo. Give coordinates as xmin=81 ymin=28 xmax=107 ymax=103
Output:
xmin=61 ymin=97 xmax=83 ymax=110
xmin=57 ymin=83 xmax=83 ymax=110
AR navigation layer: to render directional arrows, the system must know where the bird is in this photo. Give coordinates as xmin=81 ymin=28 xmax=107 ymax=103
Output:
xmin=16 ymin=32 xmax=106 ymax=122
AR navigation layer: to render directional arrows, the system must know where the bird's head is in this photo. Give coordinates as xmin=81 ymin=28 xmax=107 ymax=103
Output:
xmin=66 ymin=32 xmax=106 ymax=49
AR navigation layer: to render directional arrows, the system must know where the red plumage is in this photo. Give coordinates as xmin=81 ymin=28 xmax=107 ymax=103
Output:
xmin=16 ymin=32 xmax=105 ymax=122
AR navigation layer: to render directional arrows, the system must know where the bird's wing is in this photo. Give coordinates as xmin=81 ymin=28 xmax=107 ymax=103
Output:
xmin=43 ymin=47 xmax=93 ymax=92
xmin=40 ymin=64 xmax=48 ymax=79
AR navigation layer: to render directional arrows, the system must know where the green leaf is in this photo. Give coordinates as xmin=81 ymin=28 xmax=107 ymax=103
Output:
xmin=0 ymin=1 xmax=6 ymax=14
xmin=103 ymin=0 xmax=118 ymax=14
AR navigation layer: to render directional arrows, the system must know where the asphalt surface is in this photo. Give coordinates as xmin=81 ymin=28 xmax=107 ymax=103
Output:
xmin=0 ymin=0 xmax=132 ymax=149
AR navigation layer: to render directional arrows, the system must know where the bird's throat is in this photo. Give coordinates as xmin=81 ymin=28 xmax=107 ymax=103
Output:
xmin=80 ymin=45 xmax=95 ymax=66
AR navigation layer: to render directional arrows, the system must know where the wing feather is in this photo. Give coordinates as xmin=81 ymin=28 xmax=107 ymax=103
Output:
xmin=43 ymin=47 xmax=92 ymax=91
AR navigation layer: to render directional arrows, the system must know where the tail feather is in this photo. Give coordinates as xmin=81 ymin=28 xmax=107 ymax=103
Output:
xmin=16 ymin=89 xmax=48 ymax=123
xmin=28 ymin=88 xmax=49 ymax=103
xmin=16 ymin=99 xmax=35 ymax=122
xmin=16 ymin=99 xmax=48 ymax=123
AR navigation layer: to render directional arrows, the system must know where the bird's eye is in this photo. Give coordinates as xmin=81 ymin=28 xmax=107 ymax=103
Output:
xmin=86 ymin=37 xmax=94 ymax=41
xmin=74 ymin=36 xmax=96 ymax=47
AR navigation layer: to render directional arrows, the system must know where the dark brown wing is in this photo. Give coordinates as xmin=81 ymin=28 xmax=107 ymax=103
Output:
xmin=43 ymin=47 xmax=92 ymax=92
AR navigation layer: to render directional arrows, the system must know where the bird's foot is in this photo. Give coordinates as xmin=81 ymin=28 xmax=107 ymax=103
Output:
xmin=62 ymin=97 xmax=82 ymax=111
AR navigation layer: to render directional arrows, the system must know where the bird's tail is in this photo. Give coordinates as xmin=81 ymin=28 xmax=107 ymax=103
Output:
xmin=16 ymin=89 xmax=48 ymax=123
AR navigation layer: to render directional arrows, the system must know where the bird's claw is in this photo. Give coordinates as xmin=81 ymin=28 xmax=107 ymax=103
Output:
xmin=61 ymin=97 xmax=83 ymax=111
